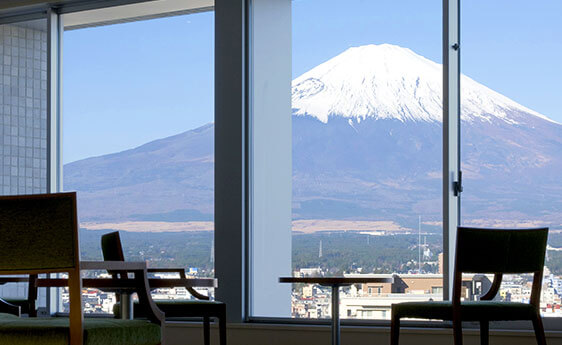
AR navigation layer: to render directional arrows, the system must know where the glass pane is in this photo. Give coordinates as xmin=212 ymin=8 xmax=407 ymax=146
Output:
xmin=0 ymin=18 xmax=49 ymax=313
xmin=461 ymin=1 xmax=562 ymax=317
xmin=283 ymin=0 xmax=443 ymax=320
xmin=62 ymin=10 xmax=214 ymax=314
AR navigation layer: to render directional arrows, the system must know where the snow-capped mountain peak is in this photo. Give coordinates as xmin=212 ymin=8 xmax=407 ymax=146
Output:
xmin=292 ymin=43 xmax=554 ymax=125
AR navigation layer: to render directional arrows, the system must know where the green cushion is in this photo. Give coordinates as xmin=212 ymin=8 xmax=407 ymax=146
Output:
xmin=393 ymin=300 xmax=537 ymax=321
xmin=0 ymin=313 xmax=160 ymax=345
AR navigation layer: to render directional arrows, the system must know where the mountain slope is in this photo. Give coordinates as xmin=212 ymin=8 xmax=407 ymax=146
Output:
xmin=64 ymin=44 xmax=562 ymax=229
xmin=64 ymin=124 xmax=214 ymax=221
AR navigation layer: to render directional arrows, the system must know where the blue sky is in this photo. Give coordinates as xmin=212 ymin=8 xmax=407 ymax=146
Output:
xmin=63 ymin=12 xmax=214 ymax=163
xmin=63 ymin=0 xmax=561 ymax=163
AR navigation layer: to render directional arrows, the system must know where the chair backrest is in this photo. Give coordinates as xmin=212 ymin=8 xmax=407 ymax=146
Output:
xmin=0 ymin=192 xmax=83 ymax=344
xmin=100 ymin=231 xmax=127 ymax=279
xmin=455 ymin=227 xmax=548 ymax=274
xmin=453 ymin=226 xmax=548 ymax=307
xmin=0 ymin=193 xmax=79 ymax=273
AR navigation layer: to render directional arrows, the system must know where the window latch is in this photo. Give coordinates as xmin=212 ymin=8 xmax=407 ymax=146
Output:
xmin=453 ymin=171 xmax=463 ymax=196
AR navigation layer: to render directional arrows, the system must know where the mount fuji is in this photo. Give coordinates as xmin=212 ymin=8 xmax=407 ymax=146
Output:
xmin=292 ymin=44 xmax=553 ymax=125
xmin=64 ymin=44 xmax=562 ymax=230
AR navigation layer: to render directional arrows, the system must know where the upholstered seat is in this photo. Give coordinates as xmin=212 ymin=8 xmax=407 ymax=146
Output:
xmin=393 ymin=300 xmax=536 ymax=321
xmin=2 ymin=298 xmax=31 ymax=315
xmin=115 ymin=299 xmax=225 ymax=319
xmin=0 ymin=313 xmax=160 ymax=345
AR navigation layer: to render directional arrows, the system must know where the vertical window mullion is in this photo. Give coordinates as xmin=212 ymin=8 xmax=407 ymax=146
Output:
xmin=442 ymin=0 xmax=461 ymax=301
xmin=215 ymin=0 xmax=247 ymax=323
xmin=46 ymin=7 xmax=63 ymax=314
xmin=47 ymin=8 xmax=62 ymax=194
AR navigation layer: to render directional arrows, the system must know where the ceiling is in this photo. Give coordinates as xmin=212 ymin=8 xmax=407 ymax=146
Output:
xmin=63 ymin=0 xmax=213 ymax=30
xmin=0 ymin=0 xmax=214 ymax=29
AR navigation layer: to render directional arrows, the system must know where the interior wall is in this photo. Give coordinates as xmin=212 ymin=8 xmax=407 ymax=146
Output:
xmin=0 ymin=18 xmax=48 ymax=309
xmin=0 ymin=21 xmax=47 ymax=196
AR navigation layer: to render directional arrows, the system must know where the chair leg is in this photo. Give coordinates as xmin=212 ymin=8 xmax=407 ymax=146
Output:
xmin=532 ymin=314 xmax=547 ymax=345
xmin=203 ymin=316 xmax=210 ymax=345
xmin=390 ymin=309 xmax=399 ymax=345
xmin=453 ymin=318 xmax=463 ymax=345
xmin=28 ymin=274 xmax=38 ymax=317
xmin=219 ymin=307 xmax=227 ymax=345
xmin=479 ymin=321 xmax=489 ymax=345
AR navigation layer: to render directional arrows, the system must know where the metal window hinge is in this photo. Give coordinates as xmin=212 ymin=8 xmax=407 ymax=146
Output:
xmin=453 ymin=171 xmax=463 ymax=196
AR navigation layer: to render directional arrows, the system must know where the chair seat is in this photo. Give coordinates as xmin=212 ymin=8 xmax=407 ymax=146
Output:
xmin=0 ymin=313 xmax=160 ymax=345
xmin=153 ymin=300 xmax=225 ymax=318
xmin=393 ymin=300 xmax=537 ymax=321
xmin=115 ymin=299 xmax=226 ymax=318
xmin=2 ymin=298 xmax=30 ymax=315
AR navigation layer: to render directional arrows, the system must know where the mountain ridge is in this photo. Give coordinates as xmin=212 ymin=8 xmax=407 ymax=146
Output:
xmin=64 ymin=44 xmax=562 ymax=229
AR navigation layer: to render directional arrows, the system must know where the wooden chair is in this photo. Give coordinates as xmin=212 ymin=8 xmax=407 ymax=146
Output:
xmin=101 ymin=231 xmax=226 ymax=345
xmin=0 ymin=274 xmax=37 ymax=316
xmin=391 ymin=226 xmax=548 ymax=345
xmin=0 ymin=192 xmax=164 ymax=345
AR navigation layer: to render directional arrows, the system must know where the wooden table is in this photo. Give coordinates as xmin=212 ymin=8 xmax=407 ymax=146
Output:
xmin=279 ymin=276 xmax=393 ymax=345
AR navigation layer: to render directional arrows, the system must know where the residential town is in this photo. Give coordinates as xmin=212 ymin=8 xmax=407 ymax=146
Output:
xmin=54 ymin=263 xmax=562 ymax=319
xmin=288 ymin=267 xmax=562 ymax=320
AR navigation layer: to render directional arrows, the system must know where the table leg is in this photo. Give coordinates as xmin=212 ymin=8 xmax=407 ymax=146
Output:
xmin=120 ymin=293 xmax=133 ymax=320
xmin=331 ymin=285 xmax=340 ymax=345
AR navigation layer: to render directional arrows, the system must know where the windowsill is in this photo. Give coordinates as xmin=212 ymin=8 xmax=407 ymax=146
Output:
xmin=224 ymin=322 xmax=562 ymax=334
xmin=244 ymin=316 xmax=562 ymax=332
xmin=165 ymin=321 xmax=562 ymax=345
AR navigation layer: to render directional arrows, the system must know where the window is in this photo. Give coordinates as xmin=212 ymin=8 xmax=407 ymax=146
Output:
xmin=254 ymin=0 xmax=443 ymax=320
xmin=461 ymin=1 xmax=562 ymax=318
xmin=61 ymin=7 xmax=214 ymax=314
xmin=3 ymin=0 xmax=558 ymax=331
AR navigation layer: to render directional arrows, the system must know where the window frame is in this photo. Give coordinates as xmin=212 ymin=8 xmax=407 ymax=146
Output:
xmin=240 ymin=0 xmax=461 ymax=323
xmin=1 ymin=0 xmax=558 ymax=332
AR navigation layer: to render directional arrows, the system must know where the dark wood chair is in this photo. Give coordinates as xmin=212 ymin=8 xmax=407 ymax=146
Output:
xmin=101 ymin=231 xmax=226 ymax=345
xmin=0 ymin=274 xmax=37 ymax=316
xmin=391 ymin=226 xmax=549 ymax=345
xmin=0 ymin=192 xmax=164 ymax=345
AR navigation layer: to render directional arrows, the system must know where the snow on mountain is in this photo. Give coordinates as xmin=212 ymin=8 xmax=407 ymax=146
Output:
xmin=292 ymin=44 xmax=555 ymax=125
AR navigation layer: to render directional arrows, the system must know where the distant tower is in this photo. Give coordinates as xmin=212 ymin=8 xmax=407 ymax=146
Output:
xmin=319 ymin=240 xmax=323 ymax=258
xmin=210 ymin=238 xmax=215 ymax=264
xmin=418 ymin=216 xmax=422 ymax=273
xmin=423 ymin=236 xmax=431 ymax=259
